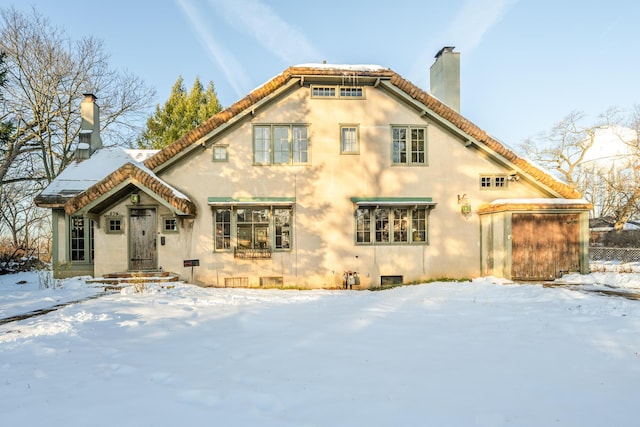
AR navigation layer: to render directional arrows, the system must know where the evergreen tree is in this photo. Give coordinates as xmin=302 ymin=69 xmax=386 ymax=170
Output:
xmin=138 ymin=76 xmax=223 ymax=149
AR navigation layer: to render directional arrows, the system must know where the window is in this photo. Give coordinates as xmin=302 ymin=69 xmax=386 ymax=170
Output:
xmin=480 ymin=174 xmax=508 ymax=190
xmin=340 ymin=87 xmax=363 ymax=98
xmin=213 ymin=206 xmax=293 ymax=251
xmin=70 ymin=216 xmax=94 ymax=262
xmin=213 ymin=145 xmax=228 ymax=162
xmin=341 ymin=125 xmax=359 ymax=154
xmin=311 ymin=85 xmax=364 ymax=99
xmin=355 ymin=206 xmax=429 ymax=245
xmin=105 ymin=216 xmax=123 ymax=234
xmin=253 ymin=125 xmax=309 ymax=165
xmin=392 ymin=126 xmax=427 ymax=165
xmin=312 ymin=86 xmax=336 ymax=97
xmin=215 ymin=209 xmax=231 ymax=250
xmin=163 ymin=217 xmax=178 ymax=232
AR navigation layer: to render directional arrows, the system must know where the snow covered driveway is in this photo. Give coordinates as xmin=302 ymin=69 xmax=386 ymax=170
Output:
xmin=1 ymin=275 xmax=640 ymax=426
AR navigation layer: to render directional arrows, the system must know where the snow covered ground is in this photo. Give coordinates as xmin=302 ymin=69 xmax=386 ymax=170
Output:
xmin=1 ymin=266 xmax=640 ymax=426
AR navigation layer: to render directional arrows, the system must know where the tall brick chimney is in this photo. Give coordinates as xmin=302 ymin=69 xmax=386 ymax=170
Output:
xmin=430 ymin=46 xmax=460 ymax=112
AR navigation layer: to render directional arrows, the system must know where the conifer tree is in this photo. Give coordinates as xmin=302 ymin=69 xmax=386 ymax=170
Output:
xmin=137 ymin=76 xmax=223 ymax=149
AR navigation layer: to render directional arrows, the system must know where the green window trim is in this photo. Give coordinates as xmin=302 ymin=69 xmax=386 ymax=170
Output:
xmin=211 ymin=201 xmax=294 ymax=252
xmin=212 ymin=145 xmax=229 ymax=162
xmin=351 ymin=197 xmax=435 ymax=246
xmin=162 ymin=216 xmax=179 ymax=233
xmin=105 ymin=216 xmax=124 ymax=234
xmin=391 ymin=125 xmax=428 ymax=166
xmin=253 ymin=124 xmax=310 ymax=165
xmin=340 ymin=124 xmax=360 ymax=154
xmin=69 ymin=215 xmax=94 ymax=263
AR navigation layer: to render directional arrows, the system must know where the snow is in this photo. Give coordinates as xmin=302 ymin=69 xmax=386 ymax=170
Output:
xmin=38 ymin=147 xmax=192 ymax=203
xmin=2 ymin=267 xmax=640 ymax=426
xmin=39 ymin=148 xmax=159 ymax=197
xmin=489 ymin=198 xmax=590 ymax=205
xmin=294 ymin=63 xmax=388 ymax=72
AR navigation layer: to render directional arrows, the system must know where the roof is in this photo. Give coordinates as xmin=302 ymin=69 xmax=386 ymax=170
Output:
xmin=35 ymin=148 xmax=195 ymax=216
xmin=141 ymin=64 xmax=581 ymax=199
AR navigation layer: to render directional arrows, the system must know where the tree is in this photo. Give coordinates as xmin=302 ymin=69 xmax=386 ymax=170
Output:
xmin=0 ymin=6 xmax=155 ymax=255
xmin=0 ymin=6 xmax=155 ymax=187
xmin=520 ymin=107 xmax=640 ymax=229
xmin=137 ymin=76 xmax=223 ymax=149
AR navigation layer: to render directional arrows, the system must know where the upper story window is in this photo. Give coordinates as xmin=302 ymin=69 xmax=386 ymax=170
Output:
xmin=480 ymin=174 xmax=508 ymax=190
xmin=340 ymin=125 xmax=359 ymax=154
xmin=312 ymin=86 xmax=336 ymax=97
xmin=311 ymin=85 xmax=364 ymax=99
xmin=392 ymin=126 xmax=427 ymax=165
xmin=213 ymin=145 xmax=228 ymax=162
xmin=254 ymin=124 xmax=309 ymax=165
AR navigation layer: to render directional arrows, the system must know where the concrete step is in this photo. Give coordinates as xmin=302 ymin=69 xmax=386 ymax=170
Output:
xmin=87 ymin=271 xmax=182 ymax=286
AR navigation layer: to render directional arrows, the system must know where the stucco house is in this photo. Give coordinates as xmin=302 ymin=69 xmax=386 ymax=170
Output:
xmin=35 ymin=48 xmax=592 ymax=287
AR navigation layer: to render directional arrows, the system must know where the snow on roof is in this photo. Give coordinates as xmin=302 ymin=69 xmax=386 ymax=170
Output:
xmin=293 ymin=63 xmax=387 ymax=72
xmin=489 ymin=198 xmax=591 ymax=205
xmin=39 ymin=147 xmax=166 ymax=199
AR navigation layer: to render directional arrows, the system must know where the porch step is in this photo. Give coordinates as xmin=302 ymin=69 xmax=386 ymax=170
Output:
xmin=87 ymin=271 xmax=182 ymax=286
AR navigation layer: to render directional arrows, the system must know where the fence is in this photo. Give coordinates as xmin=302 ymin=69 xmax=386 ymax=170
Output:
xmin=590 ymin=247 xmax=640 ymax=263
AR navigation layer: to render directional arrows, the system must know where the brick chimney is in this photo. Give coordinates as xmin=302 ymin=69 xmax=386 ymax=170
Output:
xmin=430 ymin=46 xmax=460 ymax=112
xmin=80 ymin=93 xmax=102 ymax=155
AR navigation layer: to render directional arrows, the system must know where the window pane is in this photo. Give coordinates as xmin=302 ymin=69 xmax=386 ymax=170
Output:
xmin=411 ymin=129 xmax=425 ymax=164
xmin=274 ymin=208 xmax=291 ymax=249
xmin=71 ymin=217 xmax=85 ymax=261
xmin=293 ymin=126 xmax=308 ymax=163
xmin=273 ymin=126 xmax=289 ymax=164
xmin=412 ymin=209 xmax=427 ymax=242
xmin=393 ymin=209 xmax=408 ymax=242
xmin=341 ymin=127 xmax=357 ymax=153
xmin=392 ymin=128 xmax=407 ymax=164
xmin=254 ymin=126 xmax=271 ymax=163
xmin=215 ymin=209 xmax=231 ymax=250
xmin=375 ymin=209 xmax=390 ymax=243
xmin=355 ymin=208 xmax=371 ymax=243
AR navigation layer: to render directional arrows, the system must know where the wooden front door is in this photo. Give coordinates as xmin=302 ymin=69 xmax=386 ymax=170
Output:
xmin=129 ymin=208 xmax=157 ymax=270
xmin=511 ymin=213 xmax=580 ymax=280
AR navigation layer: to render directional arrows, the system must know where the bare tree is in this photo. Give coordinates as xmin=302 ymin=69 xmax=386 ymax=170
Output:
xmin=0 ymin=6 xmax=156 ymax=257
xmin=0 ymin=6 xmax=155 ymax=186
xmin=520 ymin=107 xmax=639 ymax=229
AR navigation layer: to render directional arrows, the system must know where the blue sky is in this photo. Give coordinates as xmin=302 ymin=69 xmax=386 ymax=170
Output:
xmin=10 ymin=0 xmax=640 ymax=146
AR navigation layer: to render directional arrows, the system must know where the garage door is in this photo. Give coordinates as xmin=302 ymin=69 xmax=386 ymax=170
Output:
xmin=511 ymin=213 xmax=580 ymax=280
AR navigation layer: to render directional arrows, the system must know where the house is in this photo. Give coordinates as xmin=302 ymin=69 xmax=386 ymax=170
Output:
xmin=35 ymin=48 xmax=592 ymax=287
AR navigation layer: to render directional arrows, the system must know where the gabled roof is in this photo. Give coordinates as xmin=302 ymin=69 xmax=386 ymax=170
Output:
xmin=35 ymin=148 xmax=195 ymax=216
xmin=63 ymin=162 xmax=196 ymax=216
xmin=141 ymin=64 xmax=581 ymax=199
xmin=35 ymin=148 xmax=159 ymax=207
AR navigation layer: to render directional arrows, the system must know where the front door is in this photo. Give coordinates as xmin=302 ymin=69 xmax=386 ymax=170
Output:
xmin=129 ymin=208 xmax=157 ymax=270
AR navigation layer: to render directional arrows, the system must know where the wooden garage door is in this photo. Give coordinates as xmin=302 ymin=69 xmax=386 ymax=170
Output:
xmin=511 ymin=213 xmax=580 ymax=280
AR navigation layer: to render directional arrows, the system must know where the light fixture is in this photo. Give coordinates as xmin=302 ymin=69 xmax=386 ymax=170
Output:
xmin=130 ymin=193 xmax=140 ymax=204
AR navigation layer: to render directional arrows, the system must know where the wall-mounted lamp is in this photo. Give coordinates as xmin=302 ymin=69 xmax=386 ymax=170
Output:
xmin=458 ymin=194 xmax=471 ymax=219
xmin=508 ymin=174 xmax=520 ymax=182
xmin=130 ymin=193 xmax=140 ymax=204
